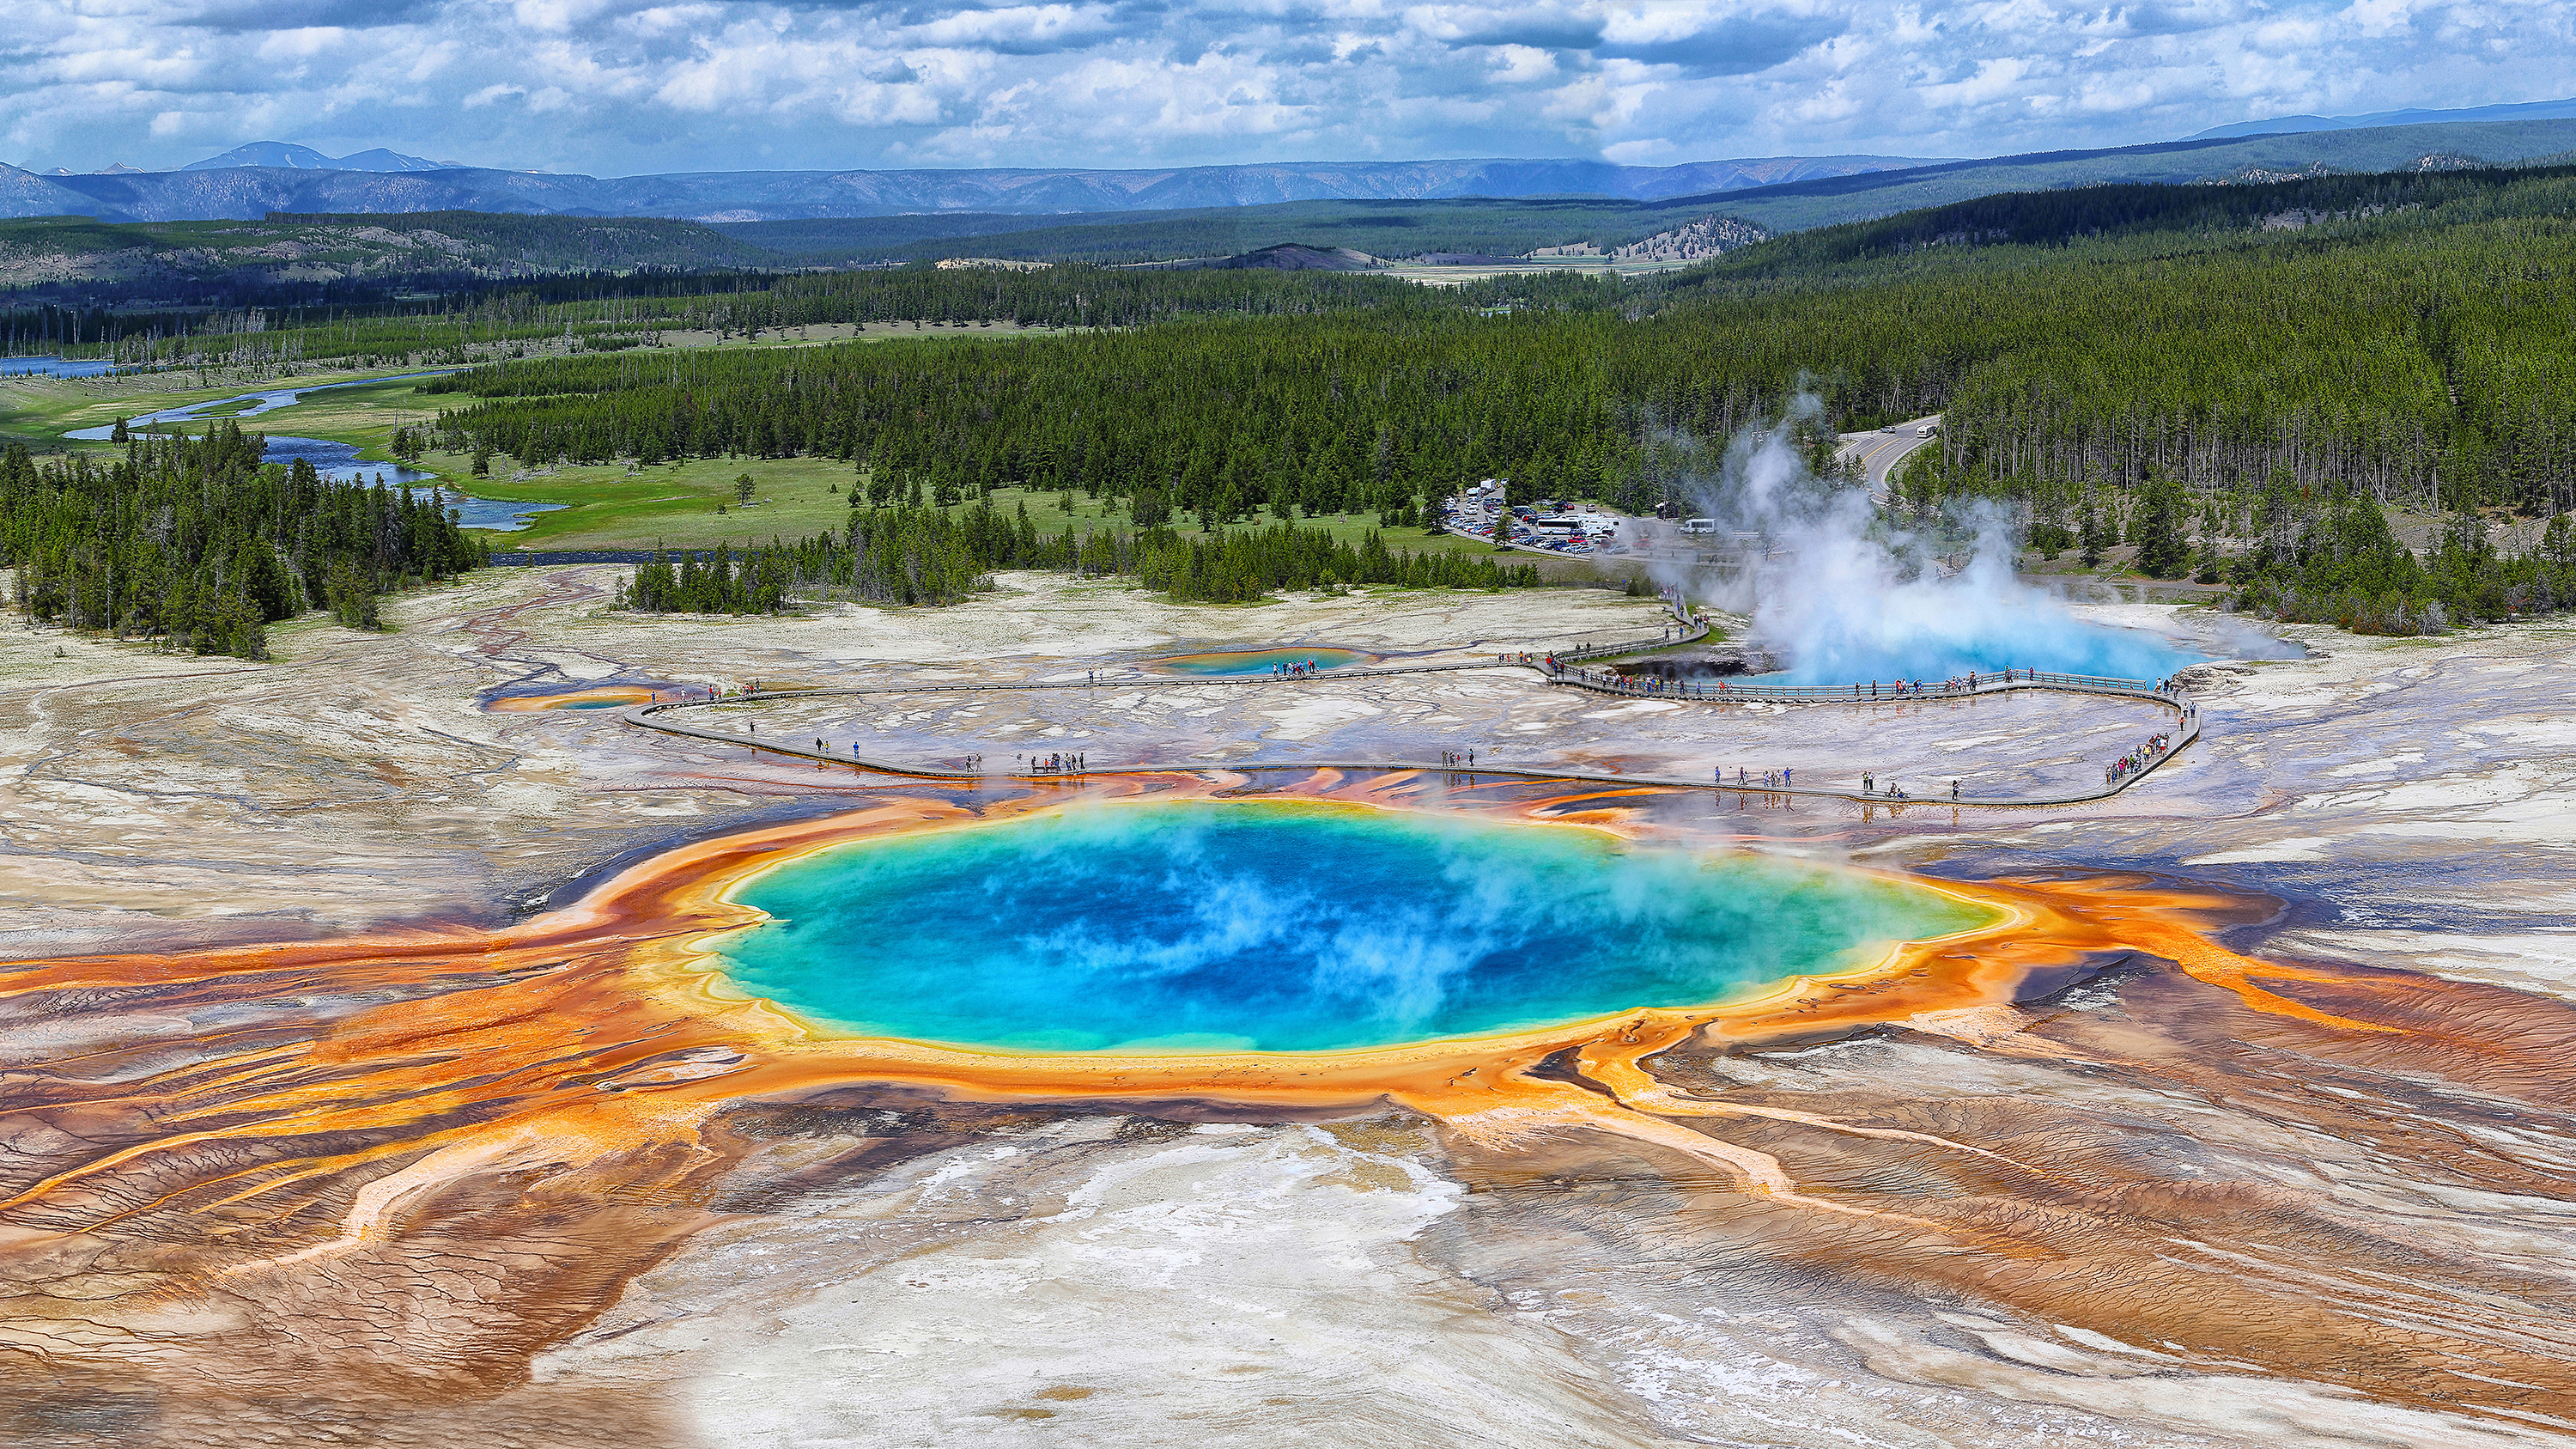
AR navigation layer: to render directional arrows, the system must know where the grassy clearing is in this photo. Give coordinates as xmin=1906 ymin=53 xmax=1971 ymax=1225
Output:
xmin=0 ymin=326 xmax=1056 ymax=452
xmin=271 ymin=378 xmax=448 ymax=435
xmin=1373 ymin=256 xmax=1704 ymax=288
xmin=450 ymin=454 xmax=860 ymax=551
xmin=465 ymin=472 xmax=1537 ymax=554
xmin=936 ymin=487 xmax=1517 ymax=563
xmin=0 ymin=365 xmax=443 ymax=446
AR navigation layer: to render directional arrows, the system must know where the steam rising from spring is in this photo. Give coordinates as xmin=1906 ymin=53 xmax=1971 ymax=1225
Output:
xmin=1666 ymin=397 xmax=2200 ymax=684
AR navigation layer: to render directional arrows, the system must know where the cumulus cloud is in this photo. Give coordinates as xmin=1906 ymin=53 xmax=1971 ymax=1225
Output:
xmin=1 ymin=0 xmax=2569 ymax=174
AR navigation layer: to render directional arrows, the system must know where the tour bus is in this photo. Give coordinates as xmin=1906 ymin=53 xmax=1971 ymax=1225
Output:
xmin=1917 ymin=422 xmax=1940 ymax=438
xmin=1533 ymin=514 xmax=1582 ymax=535
xmin=1679 ymin=518 xmax=1718 ymax=535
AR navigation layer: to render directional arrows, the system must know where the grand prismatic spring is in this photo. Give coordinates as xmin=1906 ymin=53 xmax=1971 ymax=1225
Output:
xmin=5 ymin=564 xmax=2576 ymax=1449
xmin=710 ymin=801 xmax=1997 ymax=1052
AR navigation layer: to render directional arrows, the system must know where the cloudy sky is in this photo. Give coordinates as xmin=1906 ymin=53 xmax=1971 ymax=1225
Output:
xmin=7 ymin=0 xmax=2572 ymax=176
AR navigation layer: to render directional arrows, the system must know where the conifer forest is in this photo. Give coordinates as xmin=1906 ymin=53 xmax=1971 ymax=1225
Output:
xmin=8 ymin=165 xmax=2576 ymax=635
xmin=0 ymin=423 xmax=484 ymax=656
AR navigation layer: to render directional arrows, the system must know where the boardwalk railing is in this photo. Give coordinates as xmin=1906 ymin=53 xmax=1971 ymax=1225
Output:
xmin=618 ymin=624 xmax=2202 ymax=807
xmin=1546 ymin=614 xmax=1711 ymax=663
xmin=1542 ymin=661 xmax=2172 ymax=704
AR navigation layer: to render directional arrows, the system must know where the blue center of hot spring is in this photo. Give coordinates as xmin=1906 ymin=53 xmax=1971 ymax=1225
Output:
xmin=712 ymin=803 xmax=1995 ymax=1053
xmin=1756 ymin=621 xmax=2205 ymax=685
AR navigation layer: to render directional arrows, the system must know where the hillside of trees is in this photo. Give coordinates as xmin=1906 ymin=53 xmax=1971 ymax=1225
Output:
xmin=423 ymin=186 xmax=2576 ymax=526
xmin=2 ymin=262 xmax=1434 ymax=373
xmin=720 ymin=196 xmax=1686 ymax=267
xmin=1704 ymin=165 xmax=2576 ymax=272
xmin=623 ymin=505 xmax=1542 ymax=613
xmin=0 ymin=423 xmax=484 ymax=657
xmin=415 ymin=166 xmax=2576 ymax=634
xmin=0 ymin=212 xmax=781 ymax=309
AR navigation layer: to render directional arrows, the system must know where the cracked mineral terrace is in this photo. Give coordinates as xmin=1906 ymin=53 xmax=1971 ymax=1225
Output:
xmin=5 ymin=564 xmax=2576 ymax=1449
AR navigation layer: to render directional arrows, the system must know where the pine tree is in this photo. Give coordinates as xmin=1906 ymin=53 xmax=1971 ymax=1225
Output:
xmin=2078 ymin=501 xmax=2109 ymax=569
xmin=2135 ymin=475 xmax=2192 ymax=579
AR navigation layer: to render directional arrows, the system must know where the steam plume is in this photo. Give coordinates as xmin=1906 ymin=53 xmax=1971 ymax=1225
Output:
xmin=1662 ymin=399 xmax=2199 ymax=684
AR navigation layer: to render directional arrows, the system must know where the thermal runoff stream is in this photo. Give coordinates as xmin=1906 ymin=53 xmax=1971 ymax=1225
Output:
xmin=711 ymin=801 xmax=1996 ymax=1053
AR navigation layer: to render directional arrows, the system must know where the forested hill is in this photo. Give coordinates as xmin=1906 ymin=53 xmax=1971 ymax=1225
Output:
xmin=1625 ymin=164 xmax=2576 ymax=525
xmin=422 ymin=169 xmax=2576 ymax=523
xmin=0 ymin=212 xmax=775 ymax=303
xmin=1668 ymin=116 xmax=2576 ymax=234
xmin=1695 ymin=164 xmax=2576 ymax=274
xmin=720 ymin=197 xmax=1670 ymax=267
xmin=3 ymin=261 xmax=1433 ymax=370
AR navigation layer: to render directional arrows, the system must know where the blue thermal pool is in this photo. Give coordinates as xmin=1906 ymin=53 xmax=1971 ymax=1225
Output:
xmin=1154 ymin=648 xmax=1374 ymax=676
xmin=1755 ymin=621 xmax=2205 ymax=685
xmin=709 ymin=802 xmax=1997 ymax=1053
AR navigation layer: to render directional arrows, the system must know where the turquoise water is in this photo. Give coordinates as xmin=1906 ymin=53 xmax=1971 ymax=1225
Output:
xmin=1762 ymin=618 xmax=2205 ymax=685
xmin=1156 ymin=648 xmax=1372 ymax=676
xmin=713 ymin=802 xmax=1994 ymax=1053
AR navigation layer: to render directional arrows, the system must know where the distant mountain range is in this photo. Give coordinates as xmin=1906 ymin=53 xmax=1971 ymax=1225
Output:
xmin=4 ymin=111 xmax=2573 ymax=240
xmin=179 ymin=143 xmax=459 ymax=173
xmin=714 ymin=118 xmax=2576 ymax=265
xmin=2190 ymin=95 xmax=2576 ymax=140
xmin=0 ymin=155 xmax=1945 ymax=225
xmin=29 ymin=143 xmax=459 ymax=178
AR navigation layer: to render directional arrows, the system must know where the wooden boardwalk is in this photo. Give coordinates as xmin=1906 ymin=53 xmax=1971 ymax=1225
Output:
xmin=618 ymin=618 xmax=2199 ymax=809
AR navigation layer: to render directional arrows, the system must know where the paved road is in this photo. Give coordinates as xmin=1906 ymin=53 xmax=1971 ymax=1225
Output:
xmin=1836 ymin=415 xmax=1942 ymax=503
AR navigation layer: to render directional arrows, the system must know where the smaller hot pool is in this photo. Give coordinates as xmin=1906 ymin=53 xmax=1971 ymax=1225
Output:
xmin=1153 ymin=647 xmax=1376 ymax=677
xmin=483 ymin=683 xmax=671 ymax=711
